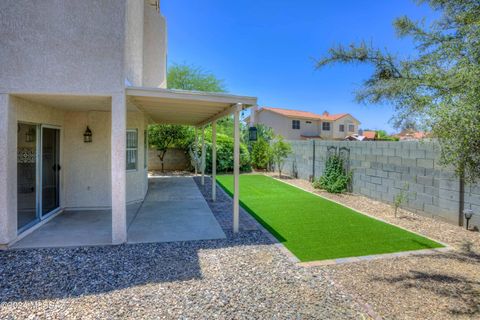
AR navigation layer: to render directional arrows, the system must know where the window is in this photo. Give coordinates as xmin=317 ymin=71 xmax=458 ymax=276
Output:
xmin=292 ymin=120 xmax=300 ymax=130
xmin=348 ymin=124 xmax=355 ymax=132
xmin=339 ymin=124 xmax=345 ymax=132
xmin=126 ymin=129 xmax=138 ymax=171
xmin=322 ymin=122 xmax=330 ymax=131
xmin=144 ymin=130 xmax=148 ymax=169
xmin=306 ymin=121 xmax=312 ymax=124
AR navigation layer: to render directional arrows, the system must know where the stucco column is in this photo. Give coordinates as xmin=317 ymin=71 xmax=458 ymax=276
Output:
xmin=233 ymin=103 xmax=241 ymax=233
xmin=201 ymin=126 xmax=206 ymax=185
xmin=0 ymin=94 xmax=17 ymax=245
xmin=212 ymin=120 xmax=217 ymax=201
xmin=111 ymin=93 xmax=127 ymax=244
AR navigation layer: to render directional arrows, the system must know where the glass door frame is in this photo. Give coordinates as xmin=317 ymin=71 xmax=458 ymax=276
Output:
xmin=17 ymin=122 xmax=41 ymax=234
xmin=17 ymin=123 xmax=62 ymax=234
xmin=39 ymin=124 xmax=62 ymax=220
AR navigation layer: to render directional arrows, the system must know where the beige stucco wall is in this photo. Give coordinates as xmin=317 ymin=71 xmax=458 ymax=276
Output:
xmin=143 ymin=1 xmax=168 ymax=88
xmin=255 ymin=110 xmax=360 ymax=140
xmin=331 ymin=115 xmax=360 ymax=139
xmin=14 ymin=97 xmax=148 ymax=211
xmin=0 ymin=0 xmax=126 ymax=94
xmin=125 ymin=0 xmax=145 ymax=87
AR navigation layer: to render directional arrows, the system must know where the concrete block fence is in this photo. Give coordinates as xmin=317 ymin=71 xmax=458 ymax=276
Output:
xmin=282 ymin=140 xmax=480 ymax=229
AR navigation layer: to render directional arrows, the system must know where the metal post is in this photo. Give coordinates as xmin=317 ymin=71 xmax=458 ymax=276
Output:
xmin=212 ymin=121 xmax=217 ymax=201
xmin=201 ymin=126 xmax=205 ymax=185
xmin=233 ymin=104 xmax=241 ymax=233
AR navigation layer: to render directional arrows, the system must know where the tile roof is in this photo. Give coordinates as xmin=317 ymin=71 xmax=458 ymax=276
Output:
xmin=363 ymin=131 xmax=377 ymax=139
xmin=261 ymin=107 xmax=349 ymax=121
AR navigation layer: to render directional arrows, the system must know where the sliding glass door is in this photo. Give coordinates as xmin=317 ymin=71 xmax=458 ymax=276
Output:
xmin=41 ymin=127 xmax=61 ymax=217
xmin=17 ymin=124 xmax=61 ymax=232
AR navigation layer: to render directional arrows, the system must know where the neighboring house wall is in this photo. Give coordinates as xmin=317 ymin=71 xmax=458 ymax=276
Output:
xmin=282 ymin=140 xmax=480 ymax=229
xmin=148 ymin=148 xmax=190 ymax=171
xmin=256 ymin=110 xmax=303 ymax=139
xmin=255 ymin=111 xmax=359 ymax=140
xmin=331 ymin=115 xmax=359 ymax=140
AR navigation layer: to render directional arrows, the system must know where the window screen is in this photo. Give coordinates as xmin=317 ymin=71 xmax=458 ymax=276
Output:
xmin=348 ymin=124 xmax=355 ymax=132
xmin=126 ymin=129 xmax=138 ymax=171
xmin=339 ymin=124 xmax=345 ymax=132
xmin=292 ymin=120 xmax=300 ymax=129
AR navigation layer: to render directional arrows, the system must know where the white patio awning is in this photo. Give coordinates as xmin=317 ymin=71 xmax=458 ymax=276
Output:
xmin=126 ymin=87 xmax=257 ymax=127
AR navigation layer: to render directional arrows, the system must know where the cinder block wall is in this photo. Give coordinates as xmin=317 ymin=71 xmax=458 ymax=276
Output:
xmin=282 ymin=140 xmax=480 ymax=229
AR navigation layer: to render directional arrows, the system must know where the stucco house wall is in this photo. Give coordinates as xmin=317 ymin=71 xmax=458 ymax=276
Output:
xmin=254 ymin=110 xmax=360 ymax=140
xmin=0 ymin=0 xmax=126 ymax=94
xmin=0 ymin=0 xmax=165 ymax=244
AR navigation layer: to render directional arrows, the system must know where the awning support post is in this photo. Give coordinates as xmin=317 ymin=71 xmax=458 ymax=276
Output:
xmin=233 ymin=103 xmax=241 ymax=233
xmin=201 ymin=126 xmax=206 ymax=185
xmin=194 ymin=128 xmax=198 ymax=175
xmin=212 ymin=120 xmax=217 ymax=201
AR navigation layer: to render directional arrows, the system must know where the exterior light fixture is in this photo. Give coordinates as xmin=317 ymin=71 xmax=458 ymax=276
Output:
xmin=83 ymin=126 xmax=92 ymax=143
xmin=248 ymin=126 xmax=258 ymax=142
xmin=464 ymin=209 xmax=474 ymax=230
xmin=25 ymin=127 xmax=36 ymax=143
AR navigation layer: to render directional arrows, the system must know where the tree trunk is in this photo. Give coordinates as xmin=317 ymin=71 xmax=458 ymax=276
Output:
xmin=158 ymin=150 xmax=167 ymax=173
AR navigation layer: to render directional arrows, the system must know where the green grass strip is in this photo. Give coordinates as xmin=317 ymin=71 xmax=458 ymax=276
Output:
xmin=217 ymin=174 xmax=443 ymax=262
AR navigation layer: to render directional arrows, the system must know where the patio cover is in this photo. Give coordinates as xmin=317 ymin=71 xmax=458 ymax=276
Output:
xmin=126 ymin=87 xmax=257 ymax=127
xmin=127 ymin=86 xmax=258 ymax=235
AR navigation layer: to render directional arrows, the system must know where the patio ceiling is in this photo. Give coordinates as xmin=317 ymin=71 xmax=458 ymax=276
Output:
xmin=126 ymin=87 xmax=257 ymax=127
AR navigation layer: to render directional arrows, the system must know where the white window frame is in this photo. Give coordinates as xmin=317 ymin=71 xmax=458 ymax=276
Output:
xmin=292 ymin=120 xmax=300 ymax=130
xmin=126 ymin=129 xmax=138 ymax=172
xmin=322 ymin=122 xmax=331 ymax=131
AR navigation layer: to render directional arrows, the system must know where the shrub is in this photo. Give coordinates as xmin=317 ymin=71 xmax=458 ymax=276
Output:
xmin=251 ymin=139 xmax=272 ymax=170
xmin=313 ymin=155 xmax=351 ymax=193
xmin=202 ymin=133 xmax=252 ymax=173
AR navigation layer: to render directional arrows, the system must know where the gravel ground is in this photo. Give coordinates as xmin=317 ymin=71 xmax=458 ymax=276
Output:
xmin=265 ymin=172 xmax=480 ymax=320
xmin=0 ymin=175 xmax=368 ymax=319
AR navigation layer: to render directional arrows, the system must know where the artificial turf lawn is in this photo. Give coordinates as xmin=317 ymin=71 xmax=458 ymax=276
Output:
xmin=216 ymin=174 xmax=443 ymax=262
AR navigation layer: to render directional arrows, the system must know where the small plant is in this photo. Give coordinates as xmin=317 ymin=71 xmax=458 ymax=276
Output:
xmin=313 ymin=155 xmax=351 ymax=193
xmin=271 ymin=136 xmax=292 ymax=177
xmin=393 ymin=183 xmax=409 ymax=218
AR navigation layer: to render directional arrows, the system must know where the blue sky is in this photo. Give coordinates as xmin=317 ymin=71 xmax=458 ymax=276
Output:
xmin=162 ymin=1 xmax=435 ymax=133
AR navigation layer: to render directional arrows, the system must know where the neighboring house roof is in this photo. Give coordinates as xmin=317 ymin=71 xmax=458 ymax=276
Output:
xmin=394 ymin=130 xmax=428 ymax=140
xmin=259 ymin=107 xmax=356 ymax=122
xmin=362 ymin=131 xmax=377 ymax=140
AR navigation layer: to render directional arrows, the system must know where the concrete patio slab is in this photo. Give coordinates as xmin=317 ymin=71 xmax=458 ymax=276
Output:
xmin=127 ymin=176 xmax=226 ymax=243
xmin=12 ymin=176 xmax=225 ymax=248
xmin=12 ymin=204 xmax=140 ymax=249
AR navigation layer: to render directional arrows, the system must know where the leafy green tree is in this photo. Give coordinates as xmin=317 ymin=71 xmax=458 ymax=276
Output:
xmin=316 ymin=0 xmax=480 ymax=183
xmin=148 ymin=125 xmax=192 ymax=172
xmin=271 ymin=136 xmax=292 ymax=177
xmin=167 ymin=63 xmax=226 ymax=92
xmin=148 ymin=63 xmax=226 ymax=171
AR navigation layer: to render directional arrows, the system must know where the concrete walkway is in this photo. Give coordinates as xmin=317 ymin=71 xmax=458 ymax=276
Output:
xmin=12 ymin=176 xmax=225 ymax=248
xmin=127 ymin=176 xmax=226 ymax=243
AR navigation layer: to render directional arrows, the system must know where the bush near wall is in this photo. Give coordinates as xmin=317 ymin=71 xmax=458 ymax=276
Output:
xmin=202 ymin=133 xmax=251 ymax=173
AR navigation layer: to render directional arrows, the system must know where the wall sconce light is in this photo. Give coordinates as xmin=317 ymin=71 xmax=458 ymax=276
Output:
xmin=25 ymin=127 xmax=36 ymax=143
xmin=248 ymin=126 xmax=258 ymax=142
xmin=464 ymin=209 xmax=474 ymax=230
xmin=83 ymin=126 xmax=92 ymax=143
